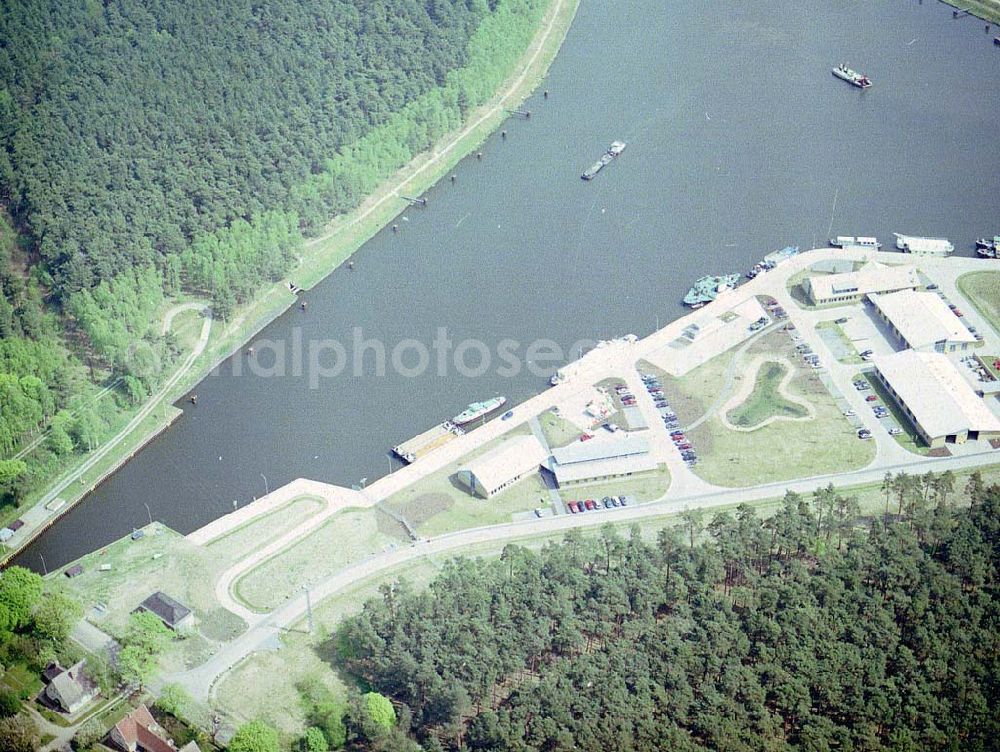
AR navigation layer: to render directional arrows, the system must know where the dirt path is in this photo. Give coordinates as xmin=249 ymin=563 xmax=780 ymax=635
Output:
xmin=718 ymin=356 xmax=816 ymax=432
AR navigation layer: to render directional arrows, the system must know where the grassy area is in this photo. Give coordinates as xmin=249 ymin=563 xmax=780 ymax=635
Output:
xmin=638 ymin=354 xmax=735 ymax=429
xmin=537 ymin=409 xmax=584 ymax=448
xmin=941 ymin=0 xmax=1000 ymax=24
xmin=385 ymin=427 xmax=552 ymax=537
xmin=560 ymin=464 xmax=671 ymax=504
xmin=726 ymin=361 xmax=809 ymax=429
xmin=680 ymin=338 xmax=874 ymax=485
xmin=233 ymin=508 xmax=406 ymax=612
xmin=957 ymin=271 xmax=1000 ymax=337
xmin=816 ymin=319 xmax=863 ymax=364
xmin=1 ymin=662 xmax=42 ymax=699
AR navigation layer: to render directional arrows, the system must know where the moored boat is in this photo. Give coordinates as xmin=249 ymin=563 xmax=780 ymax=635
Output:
xmin=582 ymin=141 xmax=627 ymax=180
xmin=452 ymin=396 xmax=507 ymax=426
xmin=683 ymin=273 xmax=740 ymax=307
xmin=829 ymin=236 xmax=880 ymax=249
xmin=975 ymin=236 xmax=999 ymax=254
xmin=894 ymin=233 xmax=954 ymax=256
xmin=832 ymin=64 xmax=872 ymax=89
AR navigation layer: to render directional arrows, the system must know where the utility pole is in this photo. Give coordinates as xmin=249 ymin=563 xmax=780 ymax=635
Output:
xmin=39 ymin=554 xmax=47 ymax=576
xmin=143 ymin=502 xmax=153 ymax=527
xmin=303 ymin=586 xmax=314 ymax=634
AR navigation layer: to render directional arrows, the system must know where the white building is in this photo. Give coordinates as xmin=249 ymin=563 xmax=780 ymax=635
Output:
xmin=548 ymin=434 xmax=657 ymax=487
xmin=868 ymin=290 xmax=978 ymax=353
xmin=804 ymin=260 xmax=919 ymax=305
xmin=456 ymin=434 xmax=548 ymax=498
xmin=874 ymin=350 xmax=1000 ymax=448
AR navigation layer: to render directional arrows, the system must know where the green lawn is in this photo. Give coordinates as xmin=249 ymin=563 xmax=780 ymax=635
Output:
xmin=537 ymin=409 xmax=583 ymax=448
xmin=957 ymin=271 xmax=1000 ymax=337
xmin=726 ymin=361 xmax=809 ymax=429
xmin=940 ymin=0 xmax=1000 ymax=24
xmin=638 ymin=353 xmax=735 ymax=429
xmin=233 ymin=508 xmax=405 ymax=612
xmin=690 ymin=367 xmax=874 ymax=487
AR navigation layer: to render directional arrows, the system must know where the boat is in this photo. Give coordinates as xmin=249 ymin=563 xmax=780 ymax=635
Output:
xmin=550 ymin=369 xmax=568 ymax=386
xmin=975 ymin=236 xmax=999 ymax=257
xmin=746 ymin=246 xmax=799 ymax=279
xmin=452 ymin=396 xmax=507 ymax=426
xmin=581 ymin=141 xmax=627 ymax=180
xmin=832 ymin=64 xmax=872 ymax=89
xmin=683 ymin=274 xmax=740 ymax=307
xmin=894 ymin=233 xmax=954 ymax=256
xmin=829 ymin=236 xmax=880 ymax=249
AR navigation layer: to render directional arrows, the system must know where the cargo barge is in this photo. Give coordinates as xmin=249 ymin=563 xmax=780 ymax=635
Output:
xmin=582 ymin=141 xmax=627 ymax=180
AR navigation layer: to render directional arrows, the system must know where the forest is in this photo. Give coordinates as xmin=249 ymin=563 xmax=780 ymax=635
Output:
xmin=0 ymin=0 xmax=546 ymax=507
xmin=334 ymin=472 xmax=1000 ymax=751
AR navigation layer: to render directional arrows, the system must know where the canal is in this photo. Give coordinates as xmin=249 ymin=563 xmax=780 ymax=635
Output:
xmin=18 ymin=0 xmax=1000 ymax=571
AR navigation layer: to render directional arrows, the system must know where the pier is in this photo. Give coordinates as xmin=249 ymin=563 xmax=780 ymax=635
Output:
xmin=505 ymin=109 xmax=531 ymax=118
xmin=400 ymin=195 xmax=427 ymax=207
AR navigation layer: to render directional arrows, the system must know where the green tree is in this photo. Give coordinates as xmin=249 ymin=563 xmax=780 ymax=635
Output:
xmin=118 ymin=611 xmax=171 ymax=688
xmin=0 ymin=714 xmax=38 ymax=752
xmin=32 ymin=588 xmax=82 ymax=644
xmin=302 ymin=726 xmax=329 ymax=752
xmin=0 ymin=566 xmax=43 ymax=631
xmin=228 ymin=720 xmax=279 ymax=752
xmin=0 ymin=689 xmax=21 ymax=718
xmin=363 ymin=692 xmax=396 ymax=730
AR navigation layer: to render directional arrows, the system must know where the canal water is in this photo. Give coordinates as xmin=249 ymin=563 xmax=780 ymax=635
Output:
xmin=18 ymin=0 xmax=1000 ymax=570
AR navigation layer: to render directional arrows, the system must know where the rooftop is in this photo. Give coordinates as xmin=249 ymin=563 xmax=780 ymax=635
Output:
xmin=550 ymin=433 xmax=651 ymax=466
xmin=461 ymin=434 xmax=547 ymax=492
xmin=869 ymin=290 xmax=977 ymax=349
xmin=136 ymin=591 xmax=191 ymax=628
xmin=875 ymin=350 xmax=1000 ymax=438
xmin=807 ymin=260 xmax=919 ymax=300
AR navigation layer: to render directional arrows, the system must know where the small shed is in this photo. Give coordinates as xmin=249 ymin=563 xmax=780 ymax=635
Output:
xmin=8 ymin=519 xmax=23 ymax=531
xmin=65 ymin=564 xmax=84 ymax=578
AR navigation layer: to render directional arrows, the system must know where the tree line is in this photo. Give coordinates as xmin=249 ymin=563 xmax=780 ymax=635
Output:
xmin=334 ymin=471 xmax=1000 ymax=751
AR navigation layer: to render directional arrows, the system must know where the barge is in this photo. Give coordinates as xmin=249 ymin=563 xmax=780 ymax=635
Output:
xmin=747 ymin=246 xmax=799 ymax=278
xmin=829 ymin=236 xmax=880 ymax=249
xmin=975 ymin=236 xmax=999 ymax=258
xmin=894 ymin=233 xmax=954 ymax=256
xmin=582 ymin=141 xmax=627 ymax=180
xmin=392 ymin=421 xmax=464 ymax=464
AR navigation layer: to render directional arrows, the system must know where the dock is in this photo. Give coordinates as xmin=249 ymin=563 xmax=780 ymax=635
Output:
xmin=392 ymin=421 xmax=464 ymax=464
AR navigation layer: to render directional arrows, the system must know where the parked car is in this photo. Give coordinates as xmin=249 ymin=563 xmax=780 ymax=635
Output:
xmin=618 ymin=496 xmax=628 ymax=506
xmin=835 ymin=317 xmax=848 ymax=324
xmin=678 ymin=443 xmax=693 ymax=450
xmin=866 ymin=395 xmax=878 ymax=402
xmin=568 ymin=502 xmax=580 ymax=513
xmin=603 ymin=497 xmax=614 ymax=508
xmin=580 ymin=433 xmax=593 ymax=442
xmin=584 ymin=499 xmax=597 ymax=511
xmin=888 ymin=427 xmax=902 ymax=436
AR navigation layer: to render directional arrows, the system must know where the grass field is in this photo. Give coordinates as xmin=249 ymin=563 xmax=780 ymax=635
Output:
xmin=957 ymin=271 xmax=1000 ymax=337
xmin=941 ymin=0 xmax=1000 ymax=23
xmin=233 ymin=508 xmax=405 ymax=612
xmin=669 ymin=333 xmax=874 ymax=486
xmin=726 ymin=361 xmax=809 ymax=428
xmin=537 ymin=409 xmax=583 ymax=448
xmin=638 ymin=354 xmax=735 ymax=429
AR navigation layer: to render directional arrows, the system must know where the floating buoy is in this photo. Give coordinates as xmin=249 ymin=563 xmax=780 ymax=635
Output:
xmin=450 ymin=175 xmax=456 ymax=183
xmin=525 ymin=110 xmax=531 ymax=118
xmin=301 ymin=301 xmax=307 ymax=311
xmin=348 ymin=260 xmax=355 ymax=270
xmin=544 ymin=90 xmax=549 ymax=99
xmin=247 ymin=347 xmax=254 ymax=356
xmin=476 ymin=152 xmax=482 ymax=160
xmin=392 ymin=224 xmax=398 ymax=233
xmin=501 ymin=130 xmax=507 ymax=139
xmin=190 ymin=395 xmax=198 ymax=405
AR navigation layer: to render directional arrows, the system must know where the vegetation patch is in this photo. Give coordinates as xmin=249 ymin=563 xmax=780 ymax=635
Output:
xmin=957 ymin=270 xmax=1000 ymax=336
xmin=537 ymin=409 xmax=585 ymax=448
xmin=233 ymin=509 xmax=404 ymax=613
xmin=725 ymin=361 xmax=811 ymax=429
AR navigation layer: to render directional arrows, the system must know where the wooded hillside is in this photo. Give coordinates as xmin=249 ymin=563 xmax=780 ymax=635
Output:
xmin=337 ymin=474 xmax=1000 ymax=751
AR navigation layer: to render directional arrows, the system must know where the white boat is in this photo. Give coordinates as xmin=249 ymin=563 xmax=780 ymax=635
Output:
xmin=894 ymin=233 xmax=954 ymax=256
xmin=452 ymin=396 xmax=507 ymax=426
xmin=830 ymin=236 xmax=880 ymax=249
xmin=832 ymin=64 xmax=872 ymax=89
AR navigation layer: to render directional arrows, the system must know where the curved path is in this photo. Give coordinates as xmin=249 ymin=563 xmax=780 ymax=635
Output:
xmin=303 ymin=0 xmax=568 ymax=252
xmin=718 ymin=356 xmax=816 ymax=432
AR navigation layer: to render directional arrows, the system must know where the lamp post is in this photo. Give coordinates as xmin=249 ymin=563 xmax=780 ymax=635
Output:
xmin=260 ymin=473 xmax=269 ymax=495
xmin=143 ymin=502 xmax=153 ymax=527
xmin=39 ymin=554 xmax=47 ymax=576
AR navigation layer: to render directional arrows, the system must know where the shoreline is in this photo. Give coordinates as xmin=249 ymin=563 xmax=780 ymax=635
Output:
xmin=0 ymin=0 xmax=579 ymax=568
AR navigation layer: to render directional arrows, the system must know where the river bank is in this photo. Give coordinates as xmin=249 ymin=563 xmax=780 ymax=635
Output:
xmin=940 ymin=0 xmax=1000 ymax=25
xmin=1 ymin=0 xmax=578 ymax=566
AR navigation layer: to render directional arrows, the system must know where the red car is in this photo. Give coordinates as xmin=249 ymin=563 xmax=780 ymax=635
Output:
xmin=584 ymin=499 xmax=597 ymax=510
xmin=865 ymin=395 xmax=878 ymax=402
xmin=678 ymin=443 xmax=692 ymax=450
xmin=568 ymin=502 xmax=580 ymax=513
xmin=579 ymin=433 xmax=593 ymax=442
xmin=954 ymin=309 xmax=964 ymax=317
